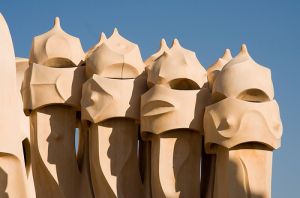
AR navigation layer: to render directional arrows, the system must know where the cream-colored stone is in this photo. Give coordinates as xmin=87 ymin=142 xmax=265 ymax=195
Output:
xmin=0 ymin=13 xmax=28 ymax=198
xmin=200 ymin=49 xmax=232 ymax=198
xmin=83 ymin=29 xmax=147 ymax=198
xmin=85 ymin=32 xmax=107 ymax=59
xmin=23 ymin=86 xmax=93 ymax=198
xmin=147 ymin=39 xmax=207 ymax=89
xmin=22 ymin=17 xmax=93 ymax=198
xmin=212 ymin=146 xmax=273 ymax=198
xmin=207 ymin=49 xmax=232 ymax=89
xmin=81 ymin=74 xmax=147 ymax=123
xmin=203 ymin=44 xmax=282 ymax=198
xmin=86 ymin=28 xmax=145 ymax=79
xmin=141 ymin=39 xmax=209 ymax=197
xmin=0 ymin=14 xmax=284 ymax=198
xmin=144 ymin=38 xmax=169 ymax=67
xmin=23 ymin=81 xmax=92 ymax=198
xmin=29 ymin=17 xmax=85 ymax=67
xmin=212 ymin=44 xmax=274 ymax=101
xmin=204 ymin=98 xmax=282 ymax=152
xmin=141 ymin=85 xmax=209 ymax=135
xmin=148 ymin=131 xmax=202 ymax=198
xmin=30 ymin=106 xmax=93 ymax=198
xmin=89 ymin=119 xmax=144 ymax=198
xmin=16 ymin=58 xmax=36 ymax=198
xmin=22 ymin=63 xmax=85 ymax=115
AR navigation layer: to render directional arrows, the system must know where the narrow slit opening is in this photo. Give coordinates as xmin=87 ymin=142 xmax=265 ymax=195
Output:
xmin=22 ymin=138 xmax=31 ymax=176
xmin=75 ymin=128 xmax=79 ymax=158
xmin=237 ymin=89 xmax=270 ymax=102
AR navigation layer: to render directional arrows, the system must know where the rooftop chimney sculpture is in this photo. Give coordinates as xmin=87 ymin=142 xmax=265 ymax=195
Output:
xmin=82 ymin=28 xmax=146 ymax=198
xmin=0 ymin=13 xmax=29 ymax=198
xmin=141 ymin=39 xmax=209 ymax=197
xmin=0 ymin=14 xmax=282 ymax=198
xmin=22 ymin=17 xmax=92 ymax=198
xmin=203 ymin=44 xmax=282 ymax=198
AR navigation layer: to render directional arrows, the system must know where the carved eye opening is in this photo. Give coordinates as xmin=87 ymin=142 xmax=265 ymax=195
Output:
xmin=231 ymin=142 xmax=273 ymax=151
xmin=212 ymin=92 xmax=227 ymax=103
xmin=169 ymin=78 xmax=200 ymax=90
xmin=44 ymin=58 xmax=76 ymax=68
xmin=237 ymin=89 xmax=270 ymax=103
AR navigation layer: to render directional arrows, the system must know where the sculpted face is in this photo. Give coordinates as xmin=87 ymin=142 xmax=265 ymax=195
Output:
xmin=204 ymin=98 xmax=282 ymax=152
xmin=141 ymin=85 xmax=209 ymax=135
xmin=204 ymin=44 xmax=282 ymax=153
xmin=22 ymin=64 xmax=85 ymax=115
xmin=141 ymin=39 xmax=209 ymax=136
xmin=81 ymin=74 xmax=147 ymax=123
xmin=82 ymin=29 xmax=147 ymax=123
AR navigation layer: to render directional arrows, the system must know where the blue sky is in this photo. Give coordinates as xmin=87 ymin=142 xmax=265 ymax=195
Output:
xmin=1 ymin=0 xmax=299 ymax=197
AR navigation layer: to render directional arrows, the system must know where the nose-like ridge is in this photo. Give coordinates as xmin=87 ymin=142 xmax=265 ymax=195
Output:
xmin=217 ymin=118 xmax=234 ymax=138
xmin=217 ymin=118 xmax=230 ymax=131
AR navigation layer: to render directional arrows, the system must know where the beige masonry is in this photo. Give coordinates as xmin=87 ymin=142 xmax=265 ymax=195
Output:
xmin=203 ymin=45 xmax=282 ymax=198
xmin=141 ymin=39 xmax=209 ymax=198
xmin=16 ymin=58 xmax=36 ymax=198
xmin=0 ymin=13 xmax=29 ymax=198
xmin=22 ymin=17 xmax=93 ymax=198
xmin=0 ymin=13 xmax=283 ymax=198
xmin=82 ymin=29 xmax=146 ymax=198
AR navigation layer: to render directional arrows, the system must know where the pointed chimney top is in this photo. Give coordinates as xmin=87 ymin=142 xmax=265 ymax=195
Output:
xmin=240 ymin=44 xmax=249 ymax=56
xmin=160 ymin=38 xmax=168 ymax=49
xmin=54 ymin=17 xmax=61 ymax=29
xmin=113 ymin=27 xmax=119 ymax=35
xmin=99 ymin=32 xmax=107 ymax=43
xmin=172 ymin=38 xmax=181 ymax=47
xmin=222 ymin=48 xmax=232 ymax=61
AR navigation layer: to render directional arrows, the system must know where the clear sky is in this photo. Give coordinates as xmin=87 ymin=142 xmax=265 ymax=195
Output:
xmin=1 ymin=0 xmax=299 ymax=197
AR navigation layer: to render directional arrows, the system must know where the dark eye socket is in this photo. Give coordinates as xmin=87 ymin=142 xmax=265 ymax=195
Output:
xmin=212 ymin=92 xmax=227 ymax=103
xmin=44 ymin=58 xmax=76 ymax=68
xmin=237 ymin=89 xmax=270 ymax=103
xmin=169 ymin=78 xmax=200 ymax=90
